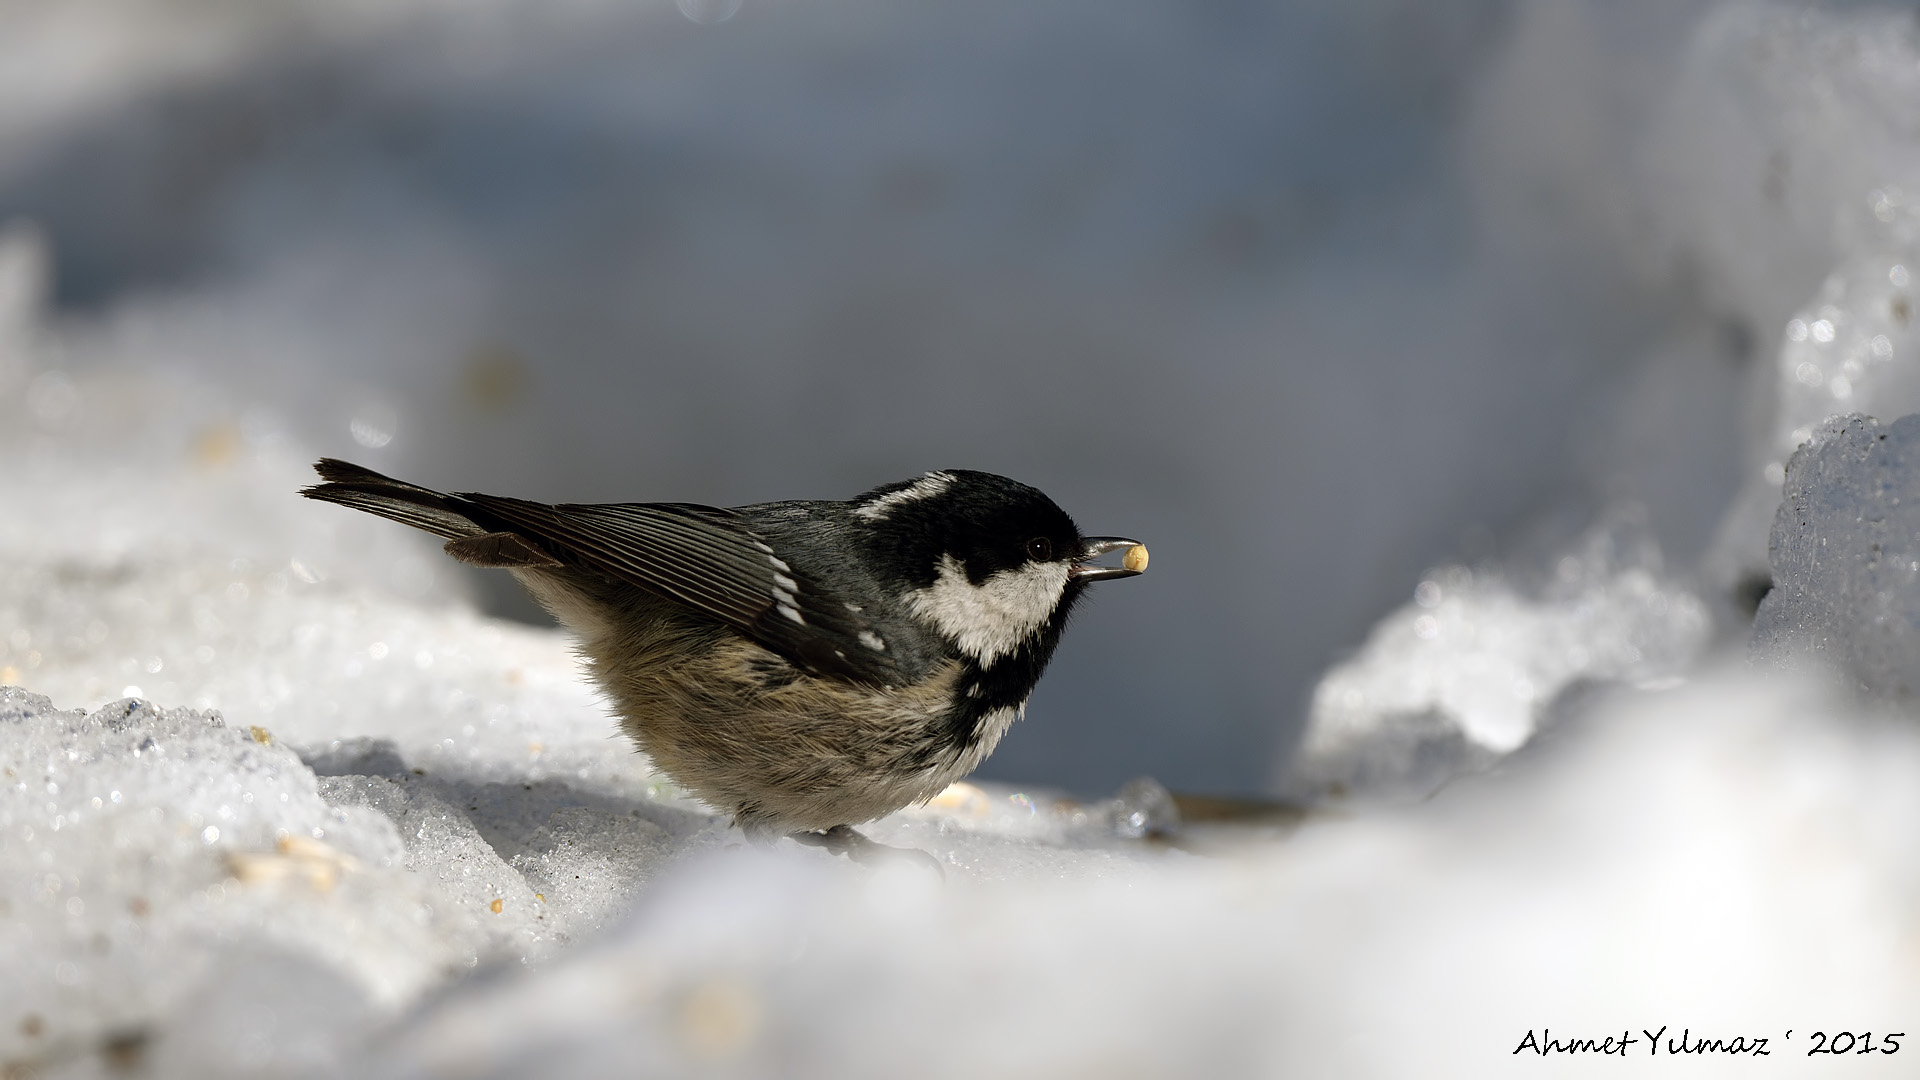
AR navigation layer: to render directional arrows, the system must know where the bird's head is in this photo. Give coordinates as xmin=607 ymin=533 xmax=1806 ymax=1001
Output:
xmin=851 ymin=470 xmax=1144 ymax=667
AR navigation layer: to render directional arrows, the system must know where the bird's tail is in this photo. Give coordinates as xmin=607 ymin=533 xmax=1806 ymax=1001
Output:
xmin=299 ymin=458 xmax=482 ymax=541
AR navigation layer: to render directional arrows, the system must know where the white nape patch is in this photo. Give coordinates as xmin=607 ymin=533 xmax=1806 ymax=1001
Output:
xmin=906 ymin=554 xmax=1070 ymax=665
xmin=858 ymin=630 xmax=886 ymax=652
xmin=852 ymin=471 xmax=957 ymax=521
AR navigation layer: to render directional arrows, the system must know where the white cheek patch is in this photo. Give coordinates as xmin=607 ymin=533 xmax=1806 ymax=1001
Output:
xmin=852 ymin=471 xmax=957 ymax=522
xmin=906 ymin=555 xmax=1071 ymax=665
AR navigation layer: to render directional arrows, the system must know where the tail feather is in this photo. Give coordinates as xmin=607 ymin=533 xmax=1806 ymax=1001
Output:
xmin=312 ymin=457 xmax=401 ymax=486
xmin=300 ymin=459 xmax=482 ymax=541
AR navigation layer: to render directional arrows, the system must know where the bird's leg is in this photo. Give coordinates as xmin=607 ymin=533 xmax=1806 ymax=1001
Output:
xmin=788 ymin=825 xmax=944 ymax=877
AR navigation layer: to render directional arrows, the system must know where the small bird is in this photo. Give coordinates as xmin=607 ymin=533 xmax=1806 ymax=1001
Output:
xmin=301 ymin=459 xmax=1146 ymax=857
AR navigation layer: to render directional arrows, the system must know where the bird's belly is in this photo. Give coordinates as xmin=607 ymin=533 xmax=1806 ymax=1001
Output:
xmin=589 ymin=621 xmax=976 ymax=834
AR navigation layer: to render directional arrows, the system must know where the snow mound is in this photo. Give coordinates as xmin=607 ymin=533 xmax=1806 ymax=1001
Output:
xmin=366 ymin=670 xmax=1920 ymax=1080
xmin=1669 ymin=5 xmax=1920 ymax=595
xmin=1754 ymin=413 xmax=1920 ymax=701
xmin=0 ymin=689 xmax=417 ymax=1073
xmin=1290 ymin=1 xmax=1920 ymax=799
xmin=1286 ymin=514 xmax=1711 ymax=800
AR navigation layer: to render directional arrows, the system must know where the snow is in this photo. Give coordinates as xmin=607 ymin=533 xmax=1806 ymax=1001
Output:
xmin=10 ymin=673 xmax=1920 ymax=1078
xmin=5 ymin=0 xmax=1920 ymax=1075
xmin=1286 ymin=511 xmax=1713 ymax=801
xmin=1754 ymin=414 xmax=1920 ymax=700
xmin=370 ymin=672 xmax=1920 ymax=1079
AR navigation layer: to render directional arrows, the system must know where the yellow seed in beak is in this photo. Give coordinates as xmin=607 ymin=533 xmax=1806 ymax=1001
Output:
xmin=1123 ymin=544 xmax=1150 ymax=573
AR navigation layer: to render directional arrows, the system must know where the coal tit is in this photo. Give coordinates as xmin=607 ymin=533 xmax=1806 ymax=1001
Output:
xmin=301 ymin=460 xmax=1146 ymax=854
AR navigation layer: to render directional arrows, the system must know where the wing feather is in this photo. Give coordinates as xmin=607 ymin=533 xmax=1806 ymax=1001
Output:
xmin=459 ymin=494 xmax=903 ymax=685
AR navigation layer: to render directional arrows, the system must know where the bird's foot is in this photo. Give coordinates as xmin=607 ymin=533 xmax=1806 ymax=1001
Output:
xmin=788 ymin=825 xmax=944 ymax=877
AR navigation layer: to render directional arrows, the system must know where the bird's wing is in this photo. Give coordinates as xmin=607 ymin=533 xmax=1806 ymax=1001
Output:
xmin=457 ymin=494 xmax=907 ymax=686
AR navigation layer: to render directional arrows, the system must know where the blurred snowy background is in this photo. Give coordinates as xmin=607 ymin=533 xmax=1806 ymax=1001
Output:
xmin=6 ymin=0 xmax=1920 ymax=1075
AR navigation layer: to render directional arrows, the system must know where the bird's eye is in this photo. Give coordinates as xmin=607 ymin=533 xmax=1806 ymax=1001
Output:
xmin=1025 ymin=537 xmax=1053 ymax=562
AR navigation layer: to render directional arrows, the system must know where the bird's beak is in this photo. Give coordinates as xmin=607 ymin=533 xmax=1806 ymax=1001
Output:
xmin=1071 ymin=536 xmax=1148 ymax=581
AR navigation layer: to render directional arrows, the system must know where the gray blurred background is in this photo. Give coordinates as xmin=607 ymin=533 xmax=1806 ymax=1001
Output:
xmin=5 ymin=0 xmax=1834 ymax=796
